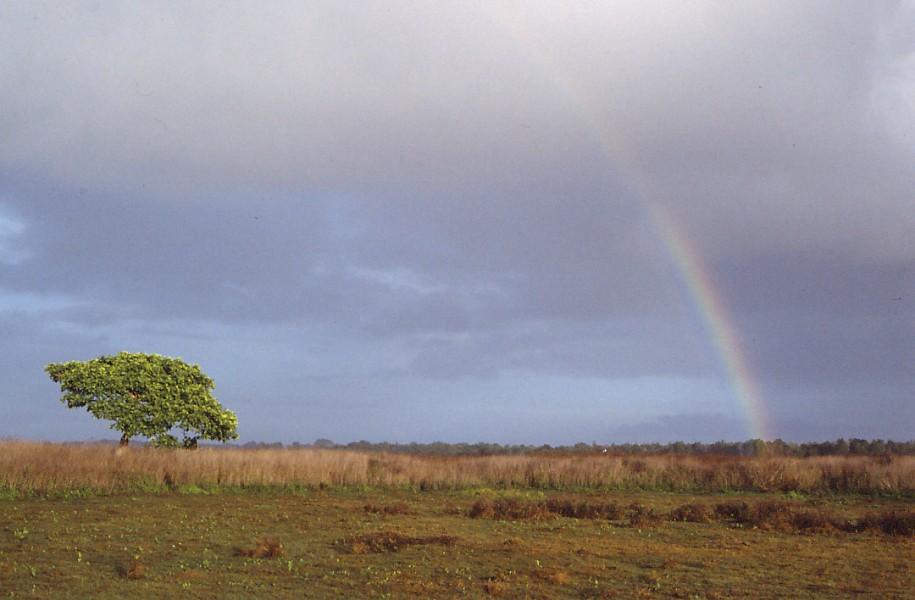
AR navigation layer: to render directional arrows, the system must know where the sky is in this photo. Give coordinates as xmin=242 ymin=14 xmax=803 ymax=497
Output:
xmin=1 ymin=1 xmax=912 ymax=445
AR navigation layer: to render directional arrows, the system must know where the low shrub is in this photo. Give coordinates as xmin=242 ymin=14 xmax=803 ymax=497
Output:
xmin=545 ymin=499 xmax=621 ymax=520
xmin=670 ymin=503 xmax=712 ymax=523
xmin=714 ymin=500 xmax=752 ymax=524
xmin=626 ymin=503 xmax=665 ymax=527
xmin=469 ymin=497 xmax=552 ymax=520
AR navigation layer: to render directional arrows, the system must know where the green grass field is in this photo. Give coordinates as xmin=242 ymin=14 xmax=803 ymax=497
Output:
xmin=1 ymin=487 xmax=912 ymax=598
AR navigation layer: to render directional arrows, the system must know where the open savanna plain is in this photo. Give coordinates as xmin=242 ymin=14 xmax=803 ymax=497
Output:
xmin=1 ymin=442 xmax=912 ymax=598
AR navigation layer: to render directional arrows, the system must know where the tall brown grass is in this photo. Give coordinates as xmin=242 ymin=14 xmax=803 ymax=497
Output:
xmin=0 ymin=441 xmax=912 ymax=495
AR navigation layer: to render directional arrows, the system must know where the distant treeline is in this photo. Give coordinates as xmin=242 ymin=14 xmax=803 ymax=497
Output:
xmin=235 ymin=438 xmax=915 ymax=457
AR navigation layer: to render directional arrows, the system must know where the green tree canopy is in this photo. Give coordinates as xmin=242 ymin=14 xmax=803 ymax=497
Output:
xmin=45 ymin=352 xmax=238 ymax=447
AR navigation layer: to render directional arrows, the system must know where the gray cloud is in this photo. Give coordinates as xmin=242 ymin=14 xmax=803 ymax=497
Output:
xmin=0 ymin=1 xmax=912 ymax=443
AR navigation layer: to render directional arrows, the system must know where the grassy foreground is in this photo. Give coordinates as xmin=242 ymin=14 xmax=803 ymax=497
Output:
xmin=1 ymin=489 xmax=913 ymax=598
xmin=0 ymin=443 xmax=912 ymax=598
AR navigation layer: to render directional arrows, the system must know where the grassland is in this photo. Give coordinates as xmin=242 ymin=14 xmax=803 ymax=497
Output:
xmin=0 ymin=442 xmax=912 ymax=598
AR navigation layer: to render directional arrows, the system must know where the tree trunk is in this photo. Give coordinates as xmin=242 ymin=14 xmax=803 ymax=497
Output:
xmin=119 ymin=434 xmax=129 ymax=447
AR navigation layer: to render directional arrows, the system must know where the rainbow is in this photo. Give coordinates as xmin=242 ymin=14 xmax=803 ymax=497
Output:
xmin=483 ymin=4 xmax=773 ymax=440
xmin=648 ymin=204 xmax=773 ymax=440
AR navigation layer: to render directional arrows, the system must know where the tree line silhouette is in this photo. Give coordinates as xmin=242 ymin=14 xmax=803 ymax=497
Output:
xmin=235 ymin=438 xmax=915 ymax=457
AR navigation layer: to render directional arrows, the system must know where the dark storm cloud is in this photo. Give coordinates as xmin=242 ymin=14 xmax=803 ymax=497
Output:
xmin=2 ymin=181 xmax=374 ymax=324
xmin=0 ymin=1 xmax=912 ymax=443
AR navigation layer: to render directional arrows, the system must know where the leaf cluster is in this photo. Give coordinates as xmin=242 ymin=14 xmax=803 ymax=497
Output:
xmin=45 ymin=352 xmax=238 ymax=446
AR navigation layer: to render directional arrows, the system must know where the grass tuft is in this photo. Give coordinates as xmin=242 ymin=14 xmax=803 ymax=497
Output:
xmin=125 ymin=560 xmax=146 ymax=580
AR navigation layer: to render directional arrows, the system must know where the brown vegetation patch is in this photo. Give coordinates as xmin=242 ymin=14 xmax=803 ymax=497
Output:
xmin=469 ymin=497 xmax=553 ymax=520
xmin=470 ymin=497 xmax=622 ymax=521
xmin=125 ymin=560 xmax=146 ymax=580
xmin=465 ymin=496 xmax=915 ymax=537
xmin=751 ymin=499 xmax=797 ymax=530
xmin=530 ymin=567 xmax=570 ymax=585
xmin=858 ymin=510 xmax=915 ymax=536
xmin=234 ymin=537 xmax=285 ymax=558
xmin=545 ymin=498 xmax=621 ymax=520
xmin=714 ymin=500 xmax=752 ymax=523
xmin=480 ymin=575 xmax=511 ymax=596
xmin=626 ymin=503 xmax=665 ymax=528
xmin=339 ymin=531 xmax=458 ymax=553
xmin=712 ymin=500 xmax=866 ymax=534
xmin=669 ymin=503 xmax=712 ymax=523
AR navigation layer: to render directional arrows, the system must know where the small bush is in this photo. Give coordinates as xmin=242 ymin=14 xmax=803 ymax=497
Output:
xmin=715 ymin=500 xmax=752 ymax=524
xmin=627 ymin=503 xmax=664 ymax=527
xmin=669 ymin=503 xmax=712 ymax=523
xmin=469 ymin=497 xmax=551 ymax=520
xmin=751 ymin=499 xmax=795 ymax=530
xmin=545 ymin=499 xmax=621 ymax=520
xmin=790 ymin=507 xmax=842 ymax=533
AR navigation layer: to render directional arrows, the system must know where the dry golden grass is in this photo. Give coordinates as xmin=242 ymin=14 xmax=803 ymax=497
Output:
xmin=0 ymin=440 xmax=913 ymax=495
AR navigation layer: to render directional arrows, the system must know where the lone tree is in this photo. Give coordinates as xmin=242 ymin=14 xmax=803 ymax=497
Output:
xmin=45 ymin=352 xmax=238 ymax=448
